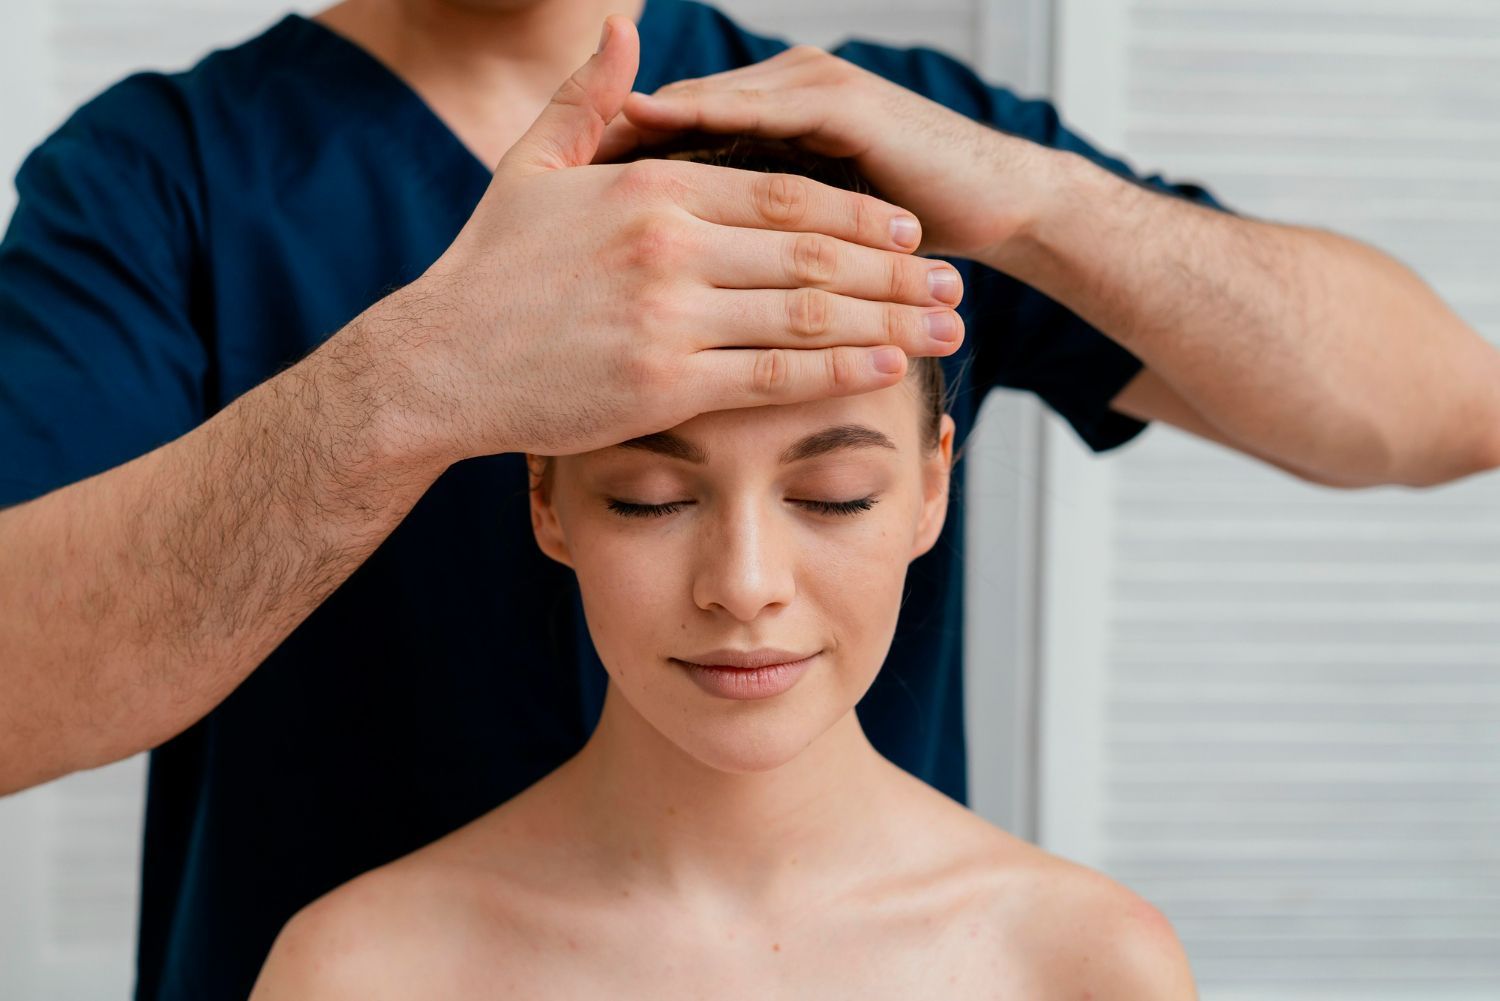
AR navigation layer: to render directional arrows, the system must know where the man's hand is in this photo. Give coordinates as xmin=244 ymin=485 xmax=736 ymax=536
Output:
xmin=393 ymin=16 xmax=965 ymax=464
xmin=595 ymin=44 xmax=1040 ymax=263
xmin=596 ymin=41 xmax=1500 ymax=487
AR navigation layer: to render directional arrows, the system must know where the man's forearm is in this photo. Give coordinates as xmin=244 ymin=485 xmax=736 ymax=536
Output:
xmin=0 ymin=298 xmax=446 ymax=795
xmin=990 ymin=150 xmax=1500 ymax=487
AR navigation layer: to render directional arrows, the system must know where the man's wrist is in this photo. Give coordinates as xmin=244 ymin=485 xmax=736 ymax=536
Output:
xmin=978 ymin=147 xmax=1130 ymax=284
xmin=301 ymin=290 xmax=461 ymax=491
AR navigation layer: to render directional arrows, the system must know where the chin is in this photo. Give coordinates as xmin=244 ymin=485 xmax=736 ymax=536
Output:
xmin=660 ymin=690 xmax=852 ymax=774
xmin=675 ymin=719 xmax=819 ymax=775
xmin=439 ymin=0 xmax=549 ymax=11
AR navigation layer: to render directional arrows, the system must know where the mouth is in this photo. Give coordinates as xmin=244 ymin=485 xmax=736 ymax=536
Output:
xmin=669 ymin=648 xmax=821 ymax=700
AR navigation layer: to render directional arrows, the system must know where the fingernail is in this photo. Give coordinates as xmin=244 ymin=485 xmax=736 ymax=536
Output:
xmin=596 ymin=19 xmax=611 ymax=53
xmin=925 ymin=311 xmax=959 ymax=343
xmin=872 ymin=347 xmax=905 ymax=374
xmin=889 ymin=216 xmax=920 ymax=248
xmin=928 ymin=267 xmax=960 ymax=303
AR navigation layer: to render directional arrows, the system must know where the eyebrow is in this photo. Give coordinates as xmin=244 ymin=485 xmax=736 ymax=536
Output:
xmin=614 ymin=431 xmax=708 ymax=463
xmin=781 ymin=424 xmax=898 ymax=463
xmin=613 ymin=423 xmax=898 ymax=465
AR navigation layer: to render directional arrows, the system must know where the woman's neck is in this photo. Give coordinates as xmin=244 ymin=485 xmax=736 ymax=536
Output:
xmin=558 ymin=683 xmax=906 ymax=913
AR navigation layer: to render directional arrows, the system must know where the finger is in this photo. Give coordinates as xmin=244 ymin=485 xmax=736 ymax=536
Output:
xmin=657 ymin=161 xmax=922 ymax=252
xmin=500 ymin=14 xmax=639 ymax=174
xmin=623 ymin=87 xmax=848 ymax=156
xmin=647 ymin=58 xmax=788 ymax=95
xmin=699 ymin=287 xmax=964 ymax=357
xmin=697 ymin=223 xmax=964 ymax=307
xmin=695 ymin=345 xmax=909 ymax=410
xmin=648 ymin=45 xmax=823 ymax=96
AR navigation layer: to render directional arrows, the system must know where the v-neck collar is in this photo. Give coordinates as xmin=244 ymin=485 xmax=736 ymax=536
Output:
xmin=282 ymin=0 xmax=672 ymax=179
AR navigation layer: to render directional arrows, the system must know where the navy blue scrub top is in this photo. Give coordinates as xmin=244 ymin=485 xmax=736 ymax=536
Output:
xmin=0 ymin=2 xmax=1227 ymax=997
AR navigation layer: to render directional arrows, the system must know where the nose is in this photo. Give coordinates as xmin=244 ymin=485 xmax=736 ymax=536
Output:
xmin=691 ymin=500 xmax=796 ymax=622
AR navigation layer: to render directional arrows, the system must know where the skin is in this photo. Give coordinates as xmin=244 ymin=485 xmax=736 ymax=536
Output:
xmin=2 ymin=0 xmax=1493 ymax=808
xmin=0 ymin=7 xmax=963 ymax=794
xmin=605 ymin=42 xmax=1500 ymax=488
xmin=249 ymin=378 xmax=1197 ymax=1000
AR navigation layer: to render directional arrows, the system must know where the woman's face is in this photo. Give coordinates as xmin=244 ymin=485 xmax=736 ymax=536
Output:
xmin=528 ymin=381 xmax=955 ymax=774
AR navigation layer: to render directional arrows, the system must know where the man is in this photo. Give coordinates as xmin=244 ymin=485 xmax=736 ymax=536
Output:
xmin=0 ymin=1 xmax=1495 ymax=998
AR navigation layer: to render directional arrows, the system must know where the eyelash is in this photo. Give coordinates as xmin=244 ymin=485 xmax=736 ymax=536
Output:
xmin=606 ymin=497 xmax=879 ymax=519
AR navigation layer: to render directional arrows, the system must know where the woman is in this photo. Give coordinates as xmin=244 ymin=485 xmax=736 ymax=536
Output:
xmin=249 ymin=137 xmax=1196 ymax=1000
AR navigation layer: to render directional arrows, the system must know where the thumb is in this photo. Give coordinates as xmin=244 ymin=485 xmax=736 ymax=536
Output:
xmin=499 ymin=14 xmax=640 ymax=175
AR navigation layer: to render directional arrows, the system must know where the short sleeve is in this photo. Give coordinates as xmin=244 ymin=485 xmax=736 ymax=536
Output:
xmin=0 ymin=73 xmax=207 ymax=507
xmin=832 ymin=40 xmax=1234 ymax=452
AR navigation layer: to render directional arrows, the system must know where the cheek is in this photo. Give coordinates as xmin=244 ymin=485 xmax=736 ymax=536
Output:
xmin=564 ymin=520 xmax=688 ymax=679
xmin=798 ymin=505 xmax=917 ymax=668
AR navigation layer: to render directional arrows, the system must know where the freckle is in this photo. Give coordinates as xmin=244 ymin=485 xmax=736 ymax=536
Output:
xmin=667 ymin=805 xmax=677 ymax=816
xmin=620 ymin=889 xmax=631 ymax=898
xmin=629 ymin=848 xmax=641 ymax=861
xmin=789 ymin=857 xmax=798 ymax=866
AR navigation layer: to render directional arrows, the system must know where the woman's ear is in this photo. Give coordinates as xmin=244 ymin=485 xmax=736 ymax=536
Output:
xmin=910 ymin=414 xmax=956 ymax=562
xmin=526 ymin=454 xmax=574 ymax=569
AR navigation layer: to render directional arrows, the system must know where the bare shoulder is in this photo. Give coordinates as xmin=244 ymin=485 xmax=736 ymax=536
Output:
xmin=247 ymin=781 xmax=582 ymax=1001
xmin=248 ymin=862 xmax=469 ymax=1001
xmin=248 ymin=840 xmax=525 ymax=1001
xmin=881 ymin=773 xmax=1193 ymax=1000
xmin=966 ymin=837 xmax=1196 ymax=1001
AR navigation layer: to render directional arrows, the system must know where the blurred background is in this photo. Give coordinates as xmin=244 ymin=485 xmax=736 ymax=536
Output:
xmin=0 ymin=0 xmax=1497 ymax=997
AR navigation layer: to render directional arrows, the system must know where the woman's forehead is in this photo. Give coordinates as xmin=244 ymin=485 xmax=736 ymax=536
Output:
xmin=649 ymin=382 xmax=918 ymax=458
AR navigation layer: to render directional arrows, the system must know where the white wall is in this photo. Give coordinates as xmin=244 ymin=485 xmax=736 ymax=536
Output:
xmin=1040 ymin=0 xmax=1500 ymax=996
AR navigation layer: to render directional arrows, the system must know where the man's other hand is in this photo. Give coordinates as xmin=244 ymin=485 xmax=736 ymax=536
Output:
xmin=384 ymin=15 xmax=965 ymax=464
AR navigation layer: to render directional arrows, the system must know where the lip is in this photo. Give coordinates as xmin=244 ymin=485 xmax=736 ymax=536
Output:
xmin=670 ymin=648 xmax=821 ymax=700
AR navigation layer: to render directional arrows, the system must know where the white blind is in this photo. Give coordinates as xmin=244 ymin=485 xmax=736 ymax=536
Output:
xmin=1045 ymin=1 xmax=1500 ymax=997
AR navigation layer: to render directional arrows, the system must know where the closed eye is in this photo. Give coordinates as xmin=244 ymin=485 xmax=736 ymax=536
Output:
xmin=605 ymin=497 xmax=879 ymax=519
xmin=606 ymin=499 xmax=689 ymax=518
xmin=786 ymin=495 xmax=876 ymax=516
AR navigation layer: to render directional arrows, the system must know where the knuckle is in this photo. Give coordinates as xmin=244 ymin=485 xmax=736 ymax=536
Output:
xmin=758 ymin=172 xmax=810 ymax=228
xmin=633 ymin=283 xmax=684 ymax=329
xmin=829 ymin=55 xmax=860 ymax=82
xmin=752 ymin=348 xmax=791 ymax=397
xmin=789 ymin=232 xmax=837 ymax=285
xmin=623 ymin=214 xmax=686 ymax=272
xmin=613 ymin=159 xmax=668 ymax=199
xmin=881 ymin=303 xmax=906 ymax=346
xmin=887 ymin=253 xmax=912 ymax=301
xmin=552 ymin=74 xmax=591 ymax=111
xmin=850 ymin=195 xmax=869 ymax=242
xmin=787 ymin=287 xmax=832 ymax=338
xmin=826 ymin=348 xmax=855 ymax=391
